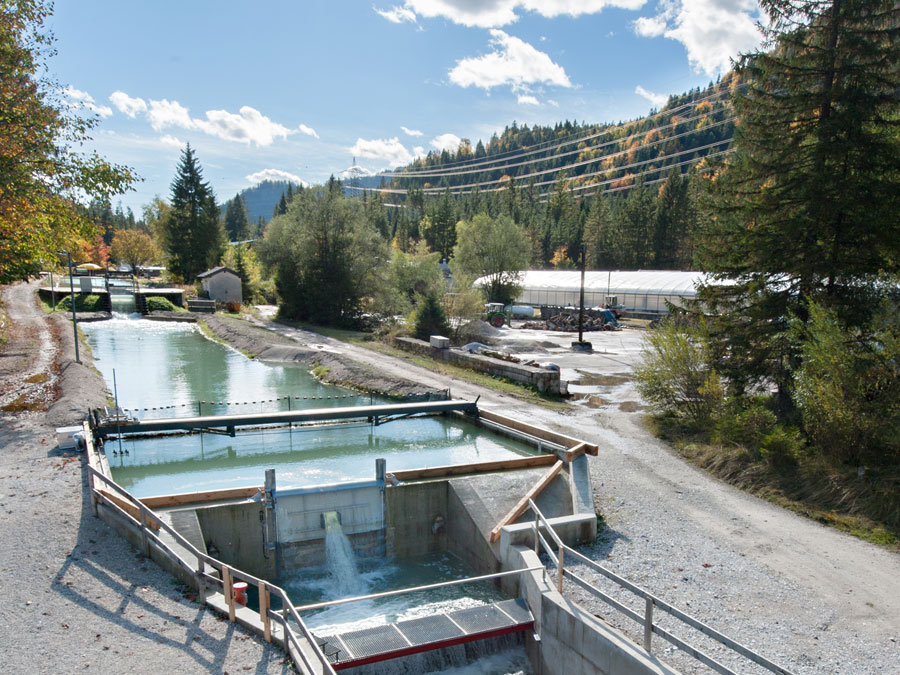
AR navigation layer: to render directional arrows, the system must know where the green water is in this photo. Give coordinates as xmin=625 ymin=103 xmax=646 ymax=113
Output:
xmin=83 ymin=317 xmax=536 ymax=497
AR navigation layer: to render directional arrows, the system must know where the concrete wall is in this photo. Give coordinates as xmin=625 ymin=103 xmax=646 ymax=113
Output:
xmin=509 ymin=546 xmax=681 ymax=675
xmin=384 ymin=481 xmax=448 ymax=559
xmin=280 ymin=529 xmax=384 ymax=570
xmin=447 ymin=481 xmax=501 ymax=575
xmin=395 ymin=337 xmax=560 ymax=394
xmin=275 ymin=483 xmax=383 ymax=542
xmin=195 ymin=501 xmax=276 ymax=580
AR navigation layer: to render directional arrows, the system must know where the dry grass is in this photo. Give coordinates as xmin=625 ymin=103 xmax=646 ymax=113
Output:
xmin=652 ymin=417 xmax=900 ymax=550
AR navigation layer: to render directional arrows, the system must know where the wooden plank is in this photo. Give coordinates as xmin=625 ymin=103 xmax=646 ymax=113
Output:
xmin=391 ymin=454 xmax=557 ymax=481
xmin=260 ymin=582 xmax=271 ymax=643
xmin=223 ymin=567 xmax=235 ymax=622
xmin=477 ymin=409 xmax=598 ymax=456
xmin=140 ymin=486 xmax=262 ymax=508
xmin=489 ymin=460 xmax=564 ymax=543
xmin=98 ymin=489 xmax=160 ymax=530
xmin=566 ymin=442 xmax=588 ymax=463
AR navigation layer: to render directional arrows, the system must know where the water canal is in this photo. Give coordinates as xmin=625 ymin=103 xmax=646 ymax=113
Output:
xmin=82 ymin=316 xmax=537 ymax=496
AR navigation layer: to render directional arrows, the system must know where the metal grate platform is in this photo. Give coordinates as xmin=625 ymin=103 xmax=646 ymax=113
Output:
xmin=315 ymin=597 xmax=533 ymax=670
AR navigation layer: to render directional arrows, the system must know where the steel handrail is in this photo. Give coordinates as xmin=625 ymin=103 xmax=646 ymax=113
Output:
xmin=526 ymin=499 xmax=793 ymax=675
xmin=85 ymin=463 xmax=336 ymax=674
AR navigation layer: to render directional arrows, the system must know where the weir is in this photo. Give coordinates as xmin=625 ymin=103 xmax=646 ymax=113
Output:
xmin=92 ymin=399 xmax=479 ymax=438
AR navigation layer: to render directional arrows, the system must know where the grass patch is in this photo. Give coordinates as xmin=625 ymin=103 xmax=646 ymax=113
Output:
xmin=24 ymin=373 xmax=50 ymax=384
xmin=146 ymin=296 xmax=186 ymax=312
xmin=312 ymin=364 xmax=330 ymax=380
xmin=275 ymin=317 xmax=372 ymax=342
xmin=361 ymin=340 xmax=568 ymax=410
xmin=649 ymin=415 xmax=900 ymax=551
xmin=1 ymin=393 xmax=45 ymax=413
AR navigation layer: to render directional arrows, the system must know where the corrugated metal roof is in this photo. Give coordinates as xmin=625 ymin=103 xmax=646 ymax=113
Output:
xmin=484 ymin=270 xmax=715 ymax=296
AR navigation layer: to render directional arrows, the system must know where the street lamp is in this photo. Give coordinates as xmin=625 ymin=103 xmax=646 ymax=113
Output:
xmin=57 ymin=250 xmax=80 ymax=364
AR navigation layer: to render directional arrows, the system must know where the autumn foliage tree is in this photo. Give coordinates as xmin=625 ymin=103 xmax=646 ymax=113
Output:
xmin=0 ymin=0 xmax=135 ymax=282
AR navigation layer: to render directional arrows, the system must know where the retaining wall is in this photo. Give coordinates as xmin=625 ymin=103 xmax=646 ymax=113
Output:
xmin=394 ymin=337 xmax=560 ymax=394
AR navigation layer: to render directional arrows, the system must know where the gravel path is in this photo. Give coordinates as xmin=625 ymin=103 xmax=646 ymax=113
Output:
xmin=0 ymin=283 xmax=290 ymax=674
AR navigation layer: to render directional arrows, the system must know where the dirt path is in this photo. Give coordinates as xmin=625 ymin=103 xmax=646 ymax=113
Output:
xmin=0 ymin=283 xmax=289 ymax=674
xmin=245 ymin=315 xmax=900 ymax=673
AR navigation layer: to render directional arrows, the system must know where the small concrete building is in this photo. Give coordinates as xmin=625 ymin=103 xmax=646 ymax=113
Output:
xmin=197 ymin=266 xmax=242 ymax=304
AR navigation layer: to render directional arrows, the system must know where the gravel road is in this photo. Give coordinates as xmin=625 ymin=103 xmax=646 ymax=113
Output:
xmin=0 ymin=283 xmax=289 ymax=674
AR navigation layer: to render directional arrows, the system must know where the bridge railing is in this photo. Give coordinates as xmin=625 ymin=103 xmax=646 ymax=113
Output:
xmin=527 ymin=500 xmax=794 ymax=675
xmin=84 ymin=422 xmax=336 ymax=675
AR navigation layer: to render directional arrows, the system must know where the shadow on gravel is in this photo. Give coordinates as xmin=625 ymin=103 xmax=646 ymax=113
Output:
xmin=52 ymin=458 xmax=290 ymax=674
xmin=590 ymin=525 xmax=631 ymax=558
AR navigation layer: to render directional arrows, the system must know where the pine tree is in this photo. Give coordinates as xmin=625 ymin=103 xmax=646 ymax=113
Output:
xmin=699 ymin=0 xmax=900 ymax=398
xmin=161 ymin=144 xmax=224 ymax=282
xmin=223 ymin=193 xmax=250 ymax=241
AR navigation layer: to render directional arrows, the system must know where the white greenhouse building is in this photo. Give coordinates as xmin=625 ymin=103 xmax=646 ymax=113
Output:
xmin=508 ymin=270 xmax=716 ymax=316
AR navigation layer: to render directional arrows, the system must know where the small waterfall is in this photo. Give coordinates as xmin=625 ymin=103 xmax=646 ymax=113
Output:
xmin=324 ymin=511 xmax=365 ymax=596
xmin=109 ymin=293 xmax=137 ymax=314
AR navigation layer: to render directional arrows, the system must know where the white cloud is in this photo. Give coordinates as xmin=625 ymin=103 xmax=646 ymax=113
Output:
xmin=431 ymin=133 xmax=461 ymax=152
xmin=385 ymin=0 xmax=646 ymax=28
xmin=449 ymin=29 xmax=571 ymax=93
xmin=547 ymin=99 xmax=559 ymax=107
xmin=375 ymin=5 xmax=418 ymax=23
xmin=633 ymin=15 xmax=666 ymax=37
xmin=412 ymin=145 xmax=425 ymax=156
xmin=351 ymin=137 xmax=416 ymax=167
xmin=635 ymin=85 xmax=668 ymax=107
xmin=246 ymin=169 xmax=309 ymax=187
xmin=517 ymin=94 xmax=540 ymax=105
xmin=147 ymin=99 xmax=195 ymax=131
xmin=109 ymin=91 xmax=147 ymax=118
xmin=193 ymin=106 xmax=293 ymax=146
xmin=298 ymin=123 xmax=319 ymax=139
xmin=401 ymin=125 xmax=423 ymax=137
xmin=633 ymin=0 xmax=762 ymax=76
xmin=159 ymin=134 xmax=183 ymax=148
xmin=63 ymin=86 xmax=112 ymax=117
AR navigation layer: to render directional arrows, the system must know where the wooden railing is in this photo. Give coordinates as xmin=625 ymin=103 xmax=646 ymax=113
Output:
xmin=527 ymin=500 xmax=794 ymax=675
xmin=84 ymin=424 xmax=335 ymax=674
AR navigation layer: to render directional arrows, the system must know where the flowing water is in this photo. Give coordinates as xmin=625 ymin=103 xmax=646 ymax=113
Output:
xmin=323 ymin=511 xmax=365 ymax=597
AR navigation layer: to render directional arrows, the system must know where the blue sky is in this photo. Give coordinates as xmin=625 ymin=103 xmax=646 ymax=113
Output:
xmin=48 ymin=0 xmax=764 ymax=213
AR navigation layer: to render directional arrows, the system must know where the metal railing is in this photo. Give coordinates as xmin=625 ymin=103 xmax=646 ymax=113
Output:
xmin=527 ymin=500 xmax=794 ymax=675
xmin=84 ymin=428 xmax=336 ymax=675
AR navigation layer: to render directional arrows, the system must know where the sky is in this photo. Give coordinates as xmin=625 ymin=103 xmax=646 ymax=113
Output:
xmin=48 ymin=0 xmax=765 ymax=214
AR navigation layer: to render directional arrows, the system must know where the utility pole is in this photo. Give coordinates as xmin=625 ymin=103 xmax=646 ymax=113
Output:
xmin=571 ymin=244 xmax=592 ymax=352
xmin=59 ymin=250 xmax=80 ymax=364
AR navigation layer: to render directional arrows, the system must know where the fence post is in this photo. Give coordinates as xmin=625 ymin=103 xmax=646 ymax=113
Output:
xmin=557 ymin=547 xmax=565 ymax=593
xmin=260 ymin=581 xmax=271 ymax=643
xmin=643 ymin=597 xmax=653 ymax=653
xmin=533 ymin=511 xmax=539 ymax=555
xmin=223 ymin=566 xmax=235 ymax=622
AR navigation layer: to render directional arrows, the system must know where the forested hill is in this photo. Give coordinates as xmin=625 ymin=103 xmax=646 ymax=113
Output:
xmin=387 ymin=74 xmax=736 ymax=198
xmin=235 ymin=180 xmax=300 ymax=225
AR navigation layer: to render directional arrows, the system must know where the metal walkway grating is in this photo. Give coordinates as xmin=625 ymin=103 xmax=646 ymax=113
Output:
xmin=315 ymin=597 xmax=534 ymax=670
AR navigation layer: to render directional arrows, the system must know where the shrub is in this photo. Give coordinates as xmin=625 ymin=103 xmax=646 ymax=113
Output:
xmin=713 ymin=399 xmax=778 ymax=454
xmin=413 ymin=291 xmax=450 ymax=341
xmin=634 ymin=318 xmax=724 ymax=424
xmin=146 ymin=296 xmax=178 ymax=312
xmin=56 ymin=294 xmax=103 ymax=312
xmin=759 ymin=425 xmax=805 ymax=468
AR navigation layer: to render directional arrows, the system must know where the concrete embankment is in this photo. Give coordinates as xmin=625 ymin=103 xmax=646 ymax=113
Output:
xmin=200 ymin=315 xmax=442 ymax=399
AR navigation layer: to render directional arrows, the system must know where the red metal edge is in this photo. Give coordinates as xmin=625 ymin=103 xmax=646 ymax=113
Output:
xmin=332 ymin=620 xmax=534 ymax=670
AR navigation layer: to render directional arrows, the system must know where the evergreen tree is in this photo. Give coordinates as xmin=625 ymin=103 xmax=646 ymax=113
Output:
xmin=699 ymin=0 xmax=900 ymax=399
xmin=223 ymin=193 xmax=250 ymax=241
xmin=413 ymin=291 xmax=450 ymax=341
xmin=160 ymin=145 xmax=224 ymax=282
xmin=273 ymin=192 xmax=288 ymax=218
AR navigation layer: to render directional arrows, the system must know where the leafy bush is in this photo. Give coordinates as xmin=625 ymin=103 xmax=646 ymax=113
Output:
xmin=56 ymin=294 xmax=103 ymax=312
xmin=793 ymin=301 xmax=900 ymax=464
xmin=413 ymin=292 xmax=450 ymax=341
xmin=759 ymin=426 xmax=805 ymax=468
xmin=146 ymin=296 xmax=178 ymax=312
xmin=713 ymin=399 xmax=778 ymax=454
xmin=634 ymin=318 xmax=724 ymax=424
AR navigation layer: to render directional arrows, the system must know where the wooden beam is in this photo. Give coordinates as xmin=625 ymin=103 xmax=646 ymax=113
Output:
xmin=98 ymin=489 xmax=160 ymax=530
xmin=566 ymin=442 xmax=589 ymax=463
xmin=139 ymin=486 xmax=262 ymax=509
xmin=391 ymin=454 xmax=557 ymax=481
xmin=477 ymin=409 xmax=598 ymax=456
xmin=489 ymin=460 xmax=564 ymax=543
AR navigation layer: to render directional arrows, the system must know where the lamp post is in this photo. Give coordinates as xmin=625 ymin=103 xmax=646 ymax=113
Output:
xmin=58 ymin=250 xmax=80 ymax=364
xmin=571 ymin=245 xmax=592 ymax=352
